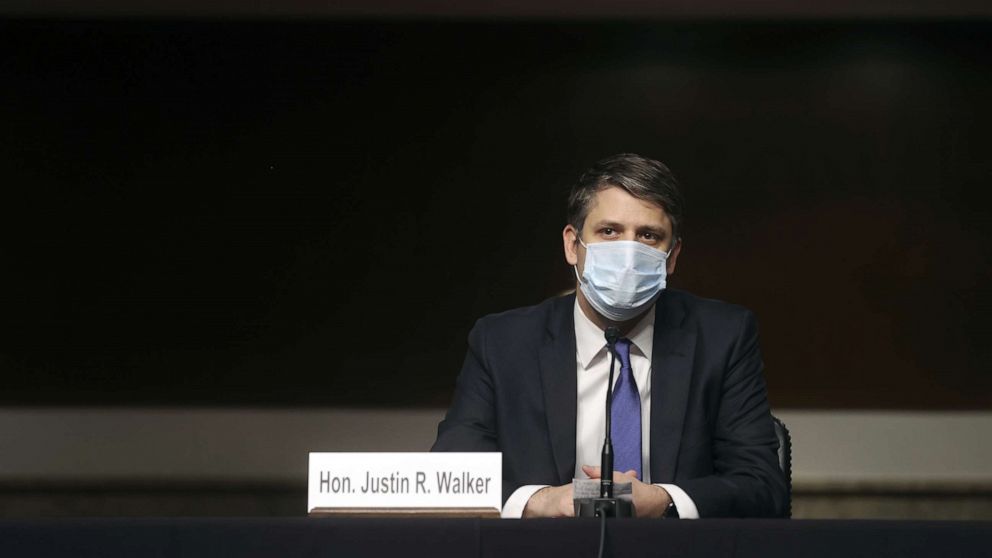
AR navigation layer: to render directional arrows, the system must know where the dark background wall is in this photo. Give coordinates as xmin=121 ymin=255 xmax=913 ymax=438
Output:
xmin=2 ymin=18 xmax=990 ymax=409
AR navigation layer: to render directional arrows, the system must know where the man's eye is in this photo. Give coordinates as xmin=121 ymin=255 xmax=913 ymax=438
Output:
xmin=602 ymin=228 xmax=615 ymax=236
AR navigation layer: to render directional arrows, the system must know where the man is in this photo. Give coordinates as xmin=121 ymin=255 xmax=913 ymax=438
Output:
xmin=432 ymin=154 xmax=788 ymax=518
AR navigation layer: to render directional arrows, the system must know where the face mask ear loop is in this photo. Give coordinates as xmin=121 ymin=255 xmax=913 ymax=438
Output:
xmin=574 ymin=235 xmax=589 ymax=284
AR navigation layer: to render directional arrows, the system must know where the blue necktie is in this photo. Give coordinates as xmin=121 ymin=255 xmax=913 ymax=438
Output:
xmin=610 ymin=338 xmax=642 ymax=479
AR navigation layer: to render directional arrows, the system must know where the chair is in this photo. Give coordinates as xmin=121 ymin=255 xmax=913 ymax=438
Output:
xmin=771 ymin=414 xmax=792 ymax=518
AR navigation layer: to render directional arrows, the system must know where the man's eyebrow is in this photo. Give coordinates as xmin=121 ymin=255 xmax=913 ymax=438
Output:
xmin=637 ymin=225 xmax=667 ymax=237
xmin=592 ymin=220 xmax=625 ymax=229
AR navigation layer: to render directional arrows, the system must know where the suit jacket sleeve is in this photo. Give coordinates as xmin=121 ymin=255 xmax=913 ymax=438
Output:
xmin=431 ymin=320 xmax=520 ymax=504
xmin=678 ymin=310 xmax=789 ymax=517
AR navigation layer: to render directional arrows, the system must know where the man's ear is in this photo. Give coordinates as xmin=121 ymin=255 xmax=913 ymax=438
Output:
xmin=666 ymin=238 xmax=682 ymax=275
xmin=563 ymin=224 xmax=579 ymax=266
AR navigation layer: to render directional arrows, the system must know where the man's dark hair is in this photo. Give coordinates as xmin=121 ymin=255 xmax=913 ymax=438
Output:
xmin=567 ymin=153 xmax=685 ymax=241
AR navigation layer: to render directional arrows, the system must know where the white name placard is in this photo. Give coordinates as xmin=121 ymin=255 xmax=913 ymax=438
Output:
xmin=307 ymin=452 xmax=501 ymax=513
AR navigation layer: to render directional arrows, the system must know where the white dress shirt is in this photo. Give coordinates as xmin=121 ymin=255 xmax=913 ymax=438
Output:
xmin=501 ymin=300 xmax=700 ymax=519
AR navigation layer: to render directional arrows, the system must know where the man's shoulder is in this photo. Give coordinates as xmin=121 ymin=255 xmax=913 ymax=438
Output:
xmin=665 ymin=288 xmax=755 ymax=325
xmin=663 ymin=289 xmax=760 ymax=356
xmin=472 ymin=293 xmax=573 ymax=338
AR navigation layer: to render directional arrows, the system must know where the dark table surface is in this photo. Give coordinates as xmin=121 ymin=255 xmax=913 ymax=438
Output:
xmin=2 ymin=517 xmax=990 ymax=558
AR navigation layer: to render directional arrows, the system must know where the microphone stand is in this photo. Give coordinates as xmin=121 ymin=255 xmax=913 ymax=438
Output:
xmin=576 ymin=326 xmax=635 ymax=518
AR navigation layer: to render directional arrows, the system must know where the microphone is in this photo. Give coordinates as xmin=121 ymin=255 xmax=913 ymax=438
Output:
xmin=600 ymin=327 xmax=620 ymax=499
xmin=575 ymin=325 xmax=634 ymax=519
xmin=604 ymin=326 xmax=620 ymax=347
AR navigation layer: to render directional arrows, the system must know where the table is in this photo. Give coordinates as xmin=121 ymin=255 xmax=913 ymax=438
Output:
xmin=2 ymin=518 xmax=989 ymax=557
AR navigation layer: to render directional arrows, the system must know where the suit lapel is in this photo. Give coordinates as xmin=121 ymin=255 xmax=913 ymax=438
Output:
xmin=538 ymin=294 xmax=578 ymax=485
xmin=649 ymin=291 xmax=697 ymax=484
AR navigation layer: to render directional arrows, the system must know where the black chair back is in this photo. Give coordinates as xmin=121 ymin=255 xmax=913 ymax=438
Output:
xmin=771 ymin=415 xmax=792 ymax=518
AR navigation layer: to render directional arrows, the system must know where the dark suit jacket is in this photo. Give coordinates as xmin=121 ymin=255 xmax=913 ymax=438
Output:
xmin=431 ymin=289 xmax=789 ymax=517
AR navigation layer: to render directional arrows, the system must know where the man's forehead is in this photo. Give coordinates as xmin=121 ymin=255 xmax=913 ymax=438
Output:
xmin=585 ymin=187 xmax=672 ymax=228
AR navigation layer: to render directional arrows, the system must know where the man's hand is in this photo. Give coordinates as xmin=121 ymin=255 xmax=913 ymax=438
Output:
xmin=522 ymin=483 xmax=575 ymax=517
xmin=581 ymin=465 xmax=672 ymax=518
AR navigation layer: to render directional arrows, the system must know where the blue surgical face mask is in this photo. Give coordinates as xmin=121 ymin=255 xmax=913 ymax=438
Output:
xmin=574 ymin=239 xmax=670 ymax=322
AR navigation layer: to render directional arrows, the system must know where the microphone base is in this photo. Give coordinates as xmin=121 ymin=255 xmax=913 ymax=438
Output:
xmin=574 ymin=497 xmax=635 ymax=518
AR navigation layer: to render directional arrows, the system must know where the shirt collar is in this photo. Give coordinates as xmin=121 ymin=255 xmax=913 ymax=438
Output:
xmin=573 ymin=300 xmax=655 ymax=370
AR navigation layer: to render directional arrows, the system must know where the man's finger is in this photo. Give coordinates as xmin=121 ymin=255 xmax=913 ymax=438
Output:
xmin=584 ymin=465 xmax=641 ymax=482
xmin=613 ymin=469 xmax=639 ymax=482
xmin=581 ymin=465 xmax=601 ymax=478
